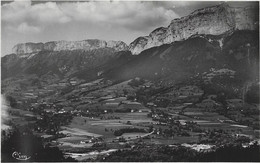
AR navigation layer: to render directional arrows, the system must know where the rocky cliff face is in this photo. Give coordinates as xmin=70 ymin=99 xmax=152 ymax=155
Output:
xmin=12 ymin=39 xmax=128 ymax=55
xmin=129 ymin=3 xmax=259 ymax=55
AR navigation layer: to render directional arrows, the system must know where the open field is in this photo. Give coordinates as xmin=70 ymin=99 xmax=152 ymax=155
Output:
xmin=184 ymin=112 xmax=203 ymax=115
xmin=170 ymin=111 xmax=257 ymax=137
xmin=68 ymin=117 xmax=132 ymax=138
xmin=195 ymin=112 xmax=230 ymax=121
xmin=79 ymin=79 xmax=103 ymax=87
xmin=67 ymin=112 xmax=152 ymax=139
xmin=198 ymin=122 xmax=255 ymax=136
xmin=119 ymin=132 xmax=151 ymax=140
xmin=91 ymin=122 xmax=131 ymax=127
xmin=231 ymin=124 xmax=249 ymax=128
xmin=87 ymin=80 xmax=135 ymax=97
xmin=110 ymin=112 xmax=153 ymax=124
xmin=61 ymin=126 xmax=102 ymax=137
xmin=58 ymin=136 xmax=90 ymax=143
xmin=101 ymin=80 xmax=134 ymax=93
xmin=58 ymin=142 xmax=93 ymax=148
xmin=182 ymin=111 xmax=230 ymax=121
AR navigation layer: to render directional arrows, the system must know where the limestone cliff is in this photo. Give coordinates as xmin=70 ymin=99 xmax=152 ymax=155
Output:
xmin=129 ymin=3 xmax=259 ymax=54
xmin=12 ymin=39 xmax=128 ymax=55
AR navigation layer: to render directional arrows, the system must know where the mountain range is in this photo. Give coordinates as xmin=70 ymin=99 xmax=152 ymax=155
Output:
xmin=2 ymin=3 xmax=259 ymax=83
xmin=10 ymin=3 xmax=258 ymax=55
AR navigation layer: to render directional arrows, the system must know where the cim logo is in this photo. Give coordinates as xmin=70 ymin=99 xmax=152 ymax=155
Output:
xmin=12 ymin=151 xmax=31 ymax=161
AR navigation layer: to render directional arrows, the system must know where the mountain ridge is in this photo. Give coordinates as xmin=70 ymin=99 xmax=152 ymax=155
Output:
xmin=129 ymin=3 xmax=259 ymax=54
xmin=12 ymin=39 xmax=129 ymax=55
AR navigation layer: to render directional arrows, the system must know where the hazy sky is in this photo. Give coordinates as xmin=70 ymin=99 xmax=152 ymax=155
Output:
xmin=1 ymin=0 xmax=258 ymax=56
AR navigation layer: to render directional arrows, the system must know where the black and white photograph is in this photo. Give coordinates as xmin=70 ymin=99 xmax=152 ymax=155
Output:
xmin=1 ymin=0 xmax=259 ymax=162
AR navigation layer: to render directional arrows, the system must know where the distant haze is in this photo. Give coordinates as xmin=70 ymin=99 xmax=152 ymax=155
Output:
xmin=1 ymin=0 xmax=258 ymax=56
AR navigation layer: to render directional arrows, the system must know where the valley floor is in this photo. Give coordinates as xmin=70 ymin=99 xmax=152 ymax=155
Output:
xmin=1 ymin=76 xmax=260 ymax=161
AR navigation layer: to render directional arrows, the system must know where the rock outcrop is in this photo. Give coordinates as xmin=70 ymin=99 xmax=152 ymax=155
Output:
xmin=129 ymin=3 xmax=259 ymax=55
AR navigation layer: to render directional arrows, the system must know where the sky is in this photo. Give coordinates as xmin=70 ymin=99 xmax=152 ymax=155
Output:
xmin=1 ymin=0 xmax=258 ymax=56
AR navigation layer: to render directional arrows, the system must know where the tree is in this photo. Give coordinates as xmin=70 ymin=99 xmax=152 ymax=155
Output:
xmin=123 ymin=89 xmax=128 ymax=96
xmin=6 ymin=95 xmax=17 ymax=108
xmin=245 ymin=84 xmax=260 ymax=104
